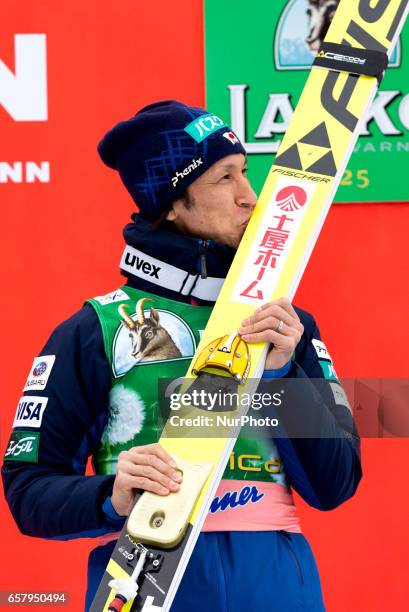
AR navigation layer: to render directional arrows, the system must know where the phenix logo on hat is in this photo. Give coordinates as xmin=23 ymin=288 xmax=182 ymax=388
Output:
xmin=97 ymin=100 xmax=245 ymax=222
xmin=171 ymin=157 xmax=203 ymax=188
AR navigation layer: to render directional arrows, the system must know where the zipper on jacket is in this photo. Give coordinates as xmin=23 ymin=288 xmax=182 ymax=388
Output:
xmin=200 ymin=239 xmax=208 ymax=279
xmin=279 ymin=530 xmax=304 ymax=586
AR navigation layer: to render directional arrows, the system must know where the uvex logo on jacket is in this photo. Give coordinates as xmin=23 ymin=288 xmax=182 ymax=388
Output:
xmin=124 ymin=251 xmax=161 ymax=279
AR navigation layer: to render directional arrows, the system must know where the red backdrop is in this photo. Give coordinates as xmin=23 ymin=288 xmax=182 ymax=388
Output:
xmin=1 ymin=2 xmax=408 ymax=610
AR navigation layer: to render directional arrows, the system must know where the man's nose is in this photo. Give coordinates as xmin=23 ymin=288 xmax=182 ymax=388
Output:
xmin=237 ymin=177 xmax=257 ymax=209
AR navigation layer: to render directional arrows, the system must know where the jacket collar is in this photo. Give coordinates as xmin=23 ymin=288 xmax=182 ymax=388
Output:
xmin=120 ymin=215 xmax=235 ymax=304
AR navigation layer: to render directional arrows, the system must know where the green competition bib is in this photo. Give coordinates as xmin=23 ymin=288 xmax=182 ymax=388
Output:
xmin=89 ymin=286 xmax=287 ymax=486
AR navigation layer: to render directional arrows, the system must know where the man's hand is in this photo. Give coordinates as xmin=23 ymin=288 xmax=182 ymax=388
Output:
xmin=111 ymin=443 xmax=183 ymax=516
xmin=239 ymin=297 xmax=304 ymax=371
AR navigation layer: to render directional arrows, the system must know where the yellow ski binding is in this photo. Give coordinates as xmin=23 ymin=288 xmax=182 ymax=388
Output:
xmin=191 ymin=330 xmax=250 ymax=383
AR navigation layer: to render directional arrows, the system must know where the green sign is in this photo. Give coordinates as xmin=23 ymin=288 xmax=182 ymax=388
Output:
xmin=205 ymin=0 xmax=409 ymax=203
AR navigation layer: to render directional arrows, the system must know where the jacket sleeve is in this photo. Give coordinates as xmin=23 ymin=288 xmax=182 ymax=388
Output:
xmin=1 ymin=304 xmax=125 ymax=539
xmin=271 ymin=310 xmax=362 ymax=511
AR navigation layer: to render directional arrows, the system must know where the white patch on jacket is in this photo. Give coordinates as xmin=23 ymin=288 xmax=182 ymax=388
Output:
xmin=102 ymin=385 xmax=145 ymax=445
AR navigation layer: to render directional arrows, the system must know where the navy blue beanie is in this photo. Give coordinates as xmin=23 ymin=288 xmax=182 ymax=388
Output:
xmin=97 ymin=100 xmax=246 ymax=222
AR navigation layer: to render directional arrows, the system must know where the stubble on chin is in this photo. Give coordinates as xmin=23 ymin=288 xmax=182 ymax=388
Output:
xmin=230 ymin=231 xmax=245 ymax=249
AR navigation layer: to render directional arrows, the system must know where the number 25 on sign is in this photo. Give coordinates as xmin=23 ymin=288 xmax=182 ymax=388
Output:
xmin=341 ymin=169 xmax=369 ymax=189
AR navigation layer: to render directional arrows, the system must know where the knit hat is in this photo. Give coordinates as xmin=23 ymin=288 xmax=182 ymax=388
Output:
xmin=98 ymin=100 xmax=246 ymax=222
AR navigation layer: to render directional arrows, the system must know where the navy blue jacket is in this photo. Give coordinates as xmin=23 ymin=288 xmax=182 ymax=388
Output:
xmin=2 ymin=216 xmax=361 ymax=541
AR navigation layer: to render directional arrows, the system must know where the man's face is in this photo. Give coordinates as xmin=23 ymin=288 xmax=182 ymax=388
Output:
xmin=166 ymin=154 xmax=257 ymax=248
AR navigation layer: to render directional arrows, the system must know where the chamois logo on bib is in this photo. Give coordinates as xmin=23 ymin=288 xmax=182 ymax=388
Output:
xmin=112 ymin=298 xmax=196 ymax=377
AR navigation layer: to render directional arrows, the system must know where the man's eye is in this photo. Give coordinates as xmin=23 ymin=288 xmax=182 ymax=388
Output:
xmin=242 ymin=168 xmax=248 ymax=175
xmin=221 ymin=174 xmax=231 ymax=180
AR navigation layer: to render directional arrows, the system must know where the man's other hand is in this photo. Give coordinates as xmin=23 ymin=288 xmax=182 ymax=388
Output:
xmin=111 ymin=443 xmax=183 ymax=516
xmin=239 ymin=297 xmax=304 ymax=371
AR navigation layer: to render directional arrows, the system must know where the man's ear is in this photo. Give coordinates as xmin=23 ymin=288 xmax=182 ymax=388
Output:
xmin=166 ymin=206 xmax=177 ymax=221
